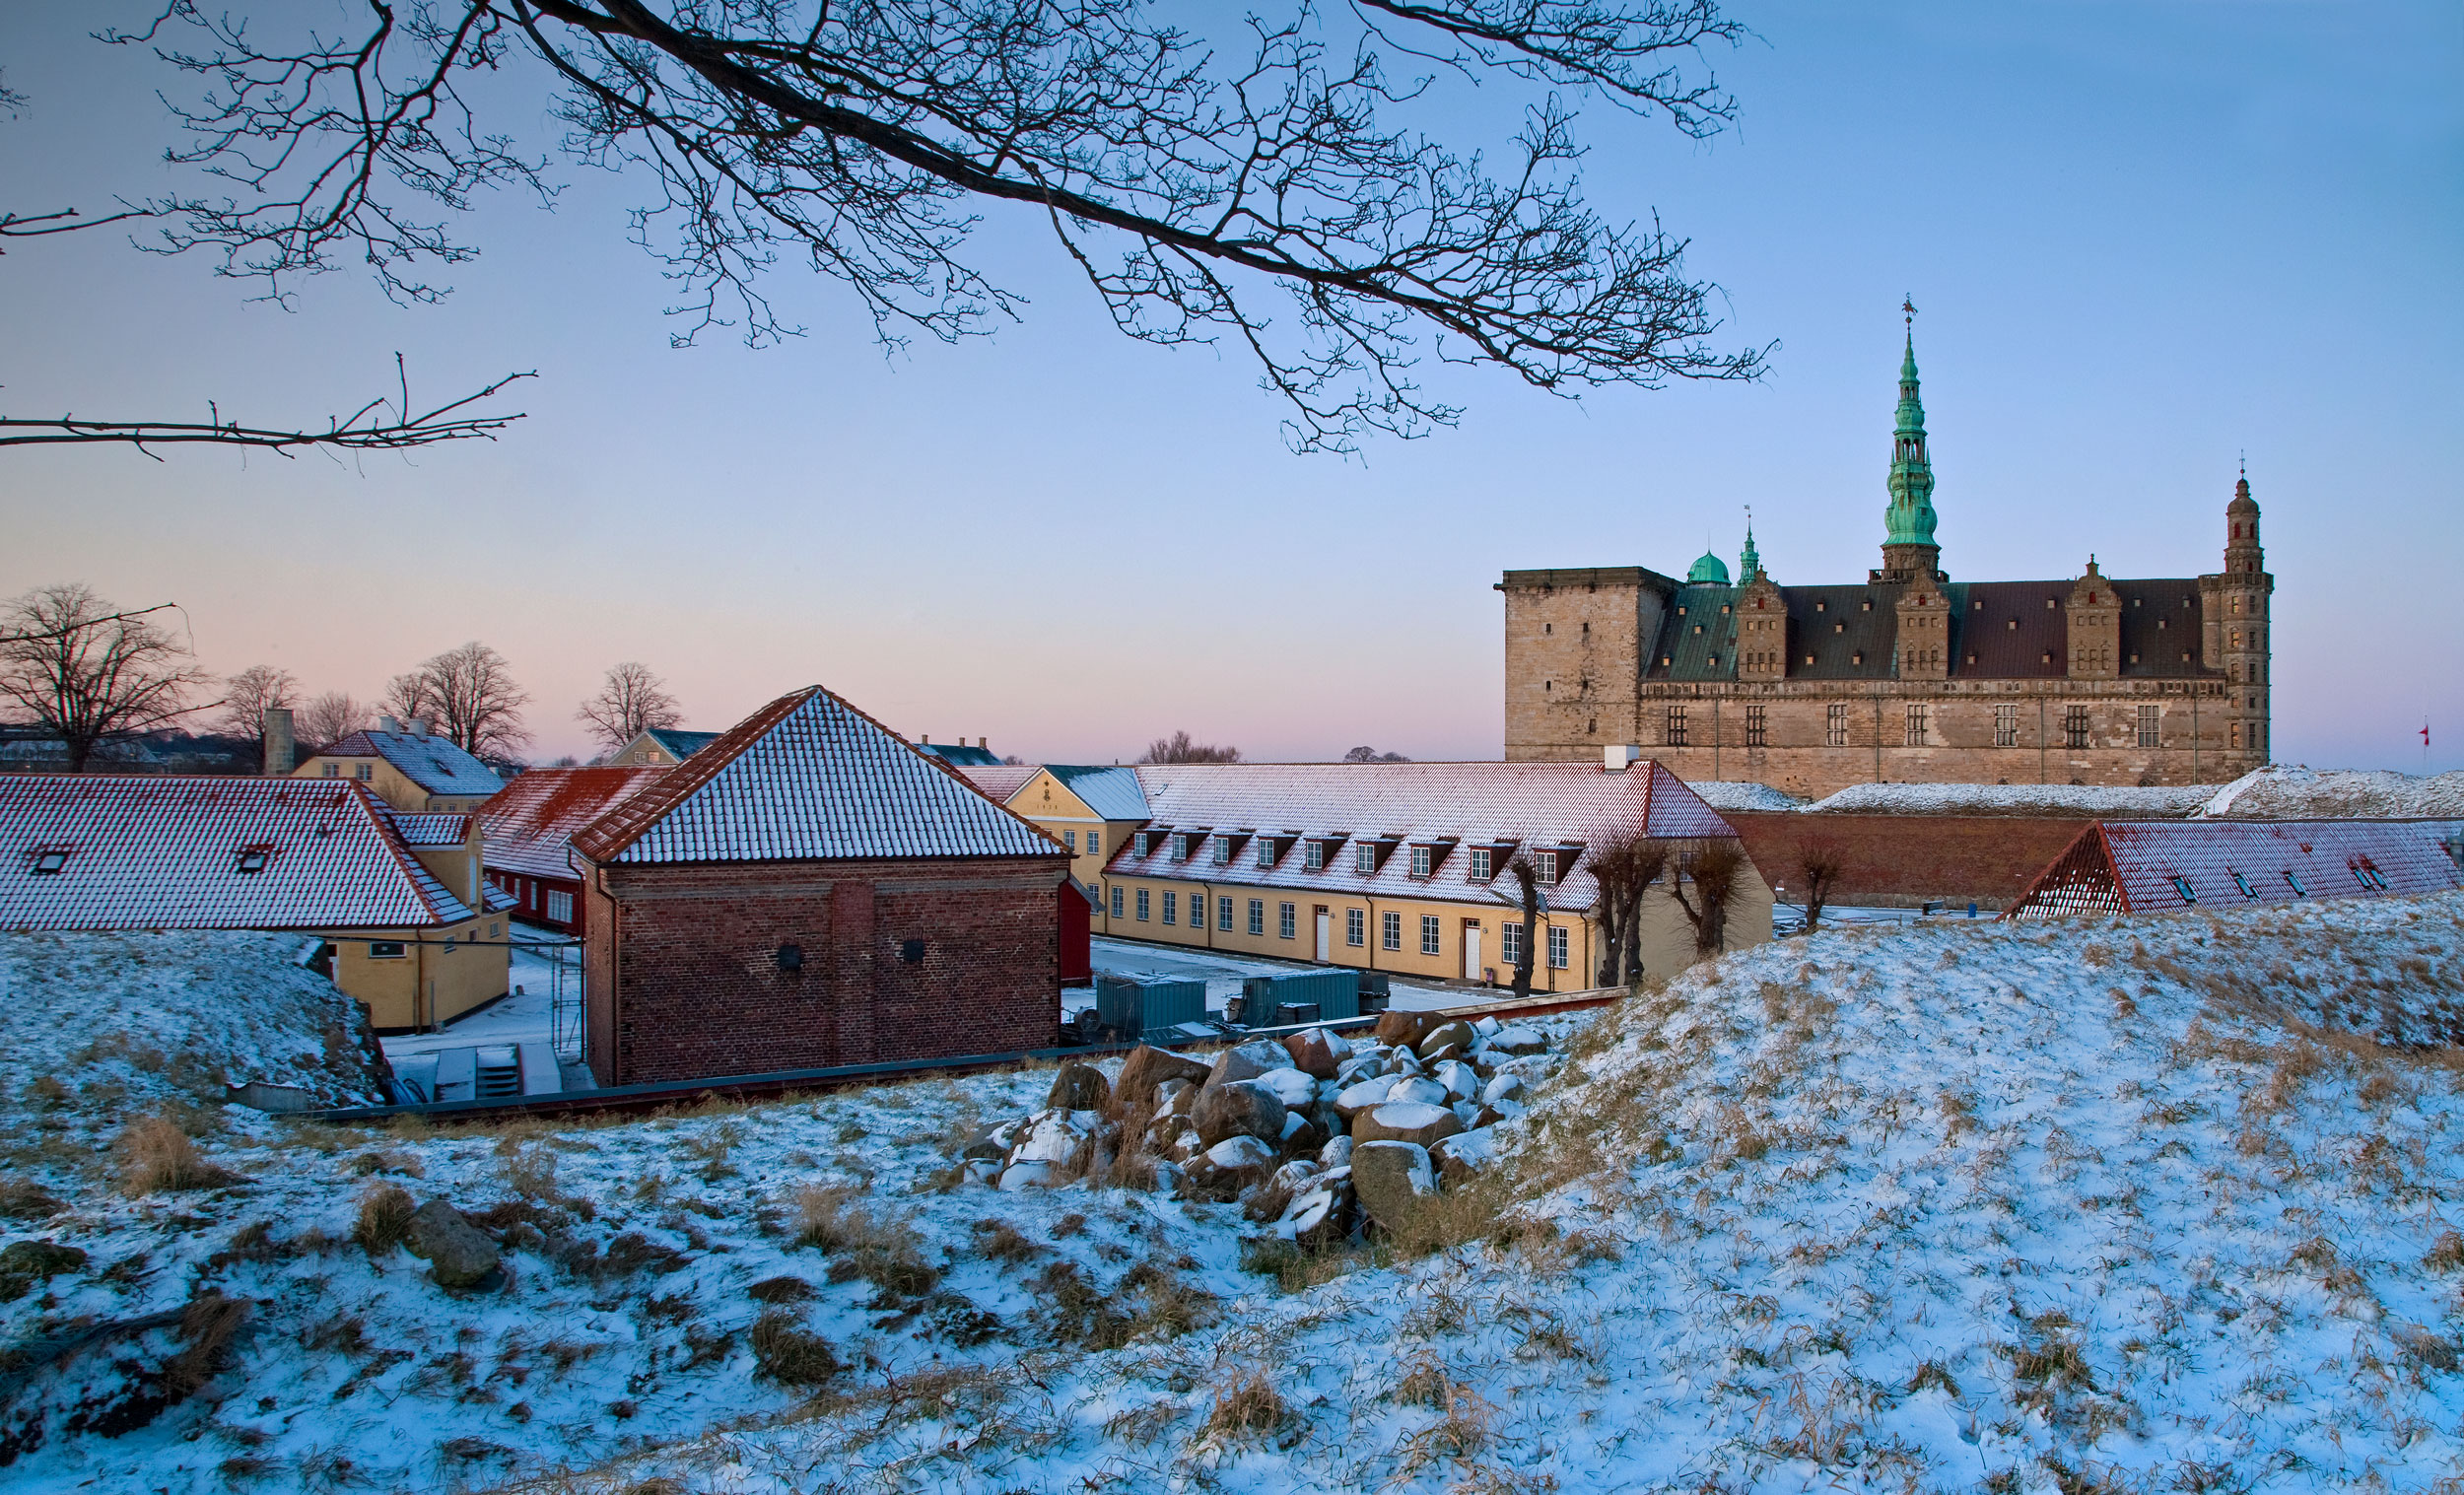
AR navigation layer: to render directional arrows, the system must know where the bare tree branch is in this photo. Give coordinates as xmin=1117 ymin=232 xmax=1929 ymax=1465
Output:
xmin=0 ymin=583 xmax=215 ymax=773
xmin=577 ymin=661 xmax=682 ymax=755
xmin=0 ymin=364 xmax=533 ymax=457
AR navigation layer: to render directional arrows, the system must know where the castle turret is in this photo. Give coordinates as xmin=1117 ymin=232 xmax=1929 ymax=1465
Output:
xmin=2199 ymin=468 xmax=2274 ymax=765
xmin=1737 ymin=519 xmax=1786 ymax=682
xmin=1879 ymin=312 xmax=1942 ymax=584
xmin=2066 ymin=557 xmax=2121 ymax=681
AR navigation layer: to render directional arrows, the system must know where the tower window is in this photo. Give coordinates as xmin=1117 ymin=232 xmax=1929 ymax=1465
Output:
xmin=1826 ymin=704 xmax=1849 ymax=747
xmin=2065 ymin=707 xmax=2090 ymax=750
xmin=1665 ymin=705 xmax=1688 ymax=747
xmin=1745 ymin=705 xmax=1766 ymax=748
xmin=1995 ymin=704 xmax=2019 ymax=747
xmin=1904 ymin=704 xmax=1930 ymax=747
xmin=2138 ymin=705 xmax=2160 ymax=748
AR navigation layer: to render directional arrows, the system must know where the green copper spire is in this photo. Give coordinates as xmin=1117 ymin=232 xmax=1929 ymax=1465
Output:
xmin=1883 ymin=306 xmax=1939 ymax=555
xmin=1739 ymin=510 xmax=1762 ymax=583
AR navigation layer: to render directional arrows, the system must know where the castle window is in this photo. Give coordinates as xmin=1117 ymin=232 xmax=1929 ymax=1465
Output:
xmin=1974 ymin=598 xmax=1984 ymax=610
xmin=1834 ymin=622 xmax=1845 ymax=634
xmin=1587 ymin=717 xmax=1597 ymax=734
xmin=1693 ymin=624 xmax=1703 ymax=635
xmin=1665 ymin=705 xmax=1688 ymax=747
xmin=1721 ymin=605 xmax=1732 ymax=615
xmin=1582 ymin=622 xmax=1589 ymax=634
xmin=1851 ymin=651 xmax=1864 ymax=665
xmin=1995 ymin=704 xmax=2019 ymax=747
xmin=1676 ymin=605 xmax=1686 ymax=616
xmin=2047 ymin=598 xmax=2058 ymax=610
xmin=1826 ymin=704 xmax=1848 ymax=747
xmin=2229 ymin=721 xmax=2242 ymax=750
xmin=1543 ymin=623 xmax=1551 ymax=634
xmin=2138 ymin=705 xmax=2160 ymax=748
xmin=1861 ymin=600 xmax=1872 ymax=611
xmin=2129 ymin=653 xmax=2140 ymax=665
xmin=1904 ymin=704 xmax=1930 ymax=747
xmin=2065 ymin=706 xmax=2091 ymax=749
xmin=1745 ymin=705 xmax=1767 ymax=747
xmin=1815 ymin=600 xmax=1826 ymax=612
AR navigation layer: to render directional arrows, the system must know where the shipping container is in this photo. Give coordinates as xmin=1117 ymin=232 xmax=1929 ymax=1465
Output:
xmin=1240 ymin=968 xmax=1359 ymax=1023
xmin=1095 ymin=975 xmax=1209 ymax=1039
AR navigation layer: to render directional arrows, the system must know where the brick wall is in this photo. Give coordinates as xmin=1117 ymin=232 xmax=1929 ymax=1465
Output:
xmin=580 ymin=853 xmax=1064 ymax=1086
xmin=1726 ymin=811 xmax=2095 ymax=912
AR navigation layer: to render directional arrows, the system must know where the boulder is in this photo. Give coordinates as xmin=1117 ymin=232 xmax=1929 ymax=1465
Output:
xmin=1165 ymin=1080 xmax=1200 ymax=1117
xmin=1433 ymin=1060 xmax=1478 ymax=1102
xmin=1281 ymin=1028 xmax=1343 ymax=1079
xmin=1376 ymin=1010 xmax=1438 ymax=1049
xmin=1472 ymin=1015 xmax=1503 ymax=1038
xmin=1334 ymin=1076 xmax=1398 ymax=1121
xmin=1352 ymin=1102 xmax=1465 ymax=1149
xmin=1318 ymin=1135 xmax=1354 ymax=1170
xmin=1350 ymin=1141 xmax=1436 ymax=1230
xmin=1046 ymin=1063 xmax=1113 ymax=1113
xmin=1007 ymin=1111 xmax=1093 ymax=1173
xmin=1415 ymin=1021 xmax=1476 ymax=1062
xmin=404 ymin=1200 xmax=502 ymax=1289
xmin=963 ymin=1160 xmax=1002 ymax=1188
xmin=1450 ymin=1100 xmax=1481 ymax=1131
xmin=1279 ymin=1111 xmax=1328 ymax=1158
xmin=1255 ymin=1067 xmax=1321 ymax=1109
xmin=997 ymin=1161 xmax=1057 ymax=1190
xmin=1275 ymin=1169 xmax=1357 ymax=1248
xmin=1479 ymin=1071 xmax=1527 ymax=1107
xmin=1334 ymin=1052 xmax=1385 ymax=1087
xmin=1187 ymin=1134 xmax=1277 ymax=1199
xmin=1192 ymin=1080 xmax=1288 ymax=1148
xmin=1433 ymin=1127 xmax=1499 ymax=1184
xmin=1486 ymin=1023 xmax=1548 ymax=1054
xmin=1115 ymin=1046 xmax=1212 ymax=1108
xmin=1473 ymin=1097 xmax=1526 ymax=1128
xmin=1204 ymin=1041 xmax=1292 ymax=1092
xmin=1385 ymin=1076 xmax=1449 ymax=1109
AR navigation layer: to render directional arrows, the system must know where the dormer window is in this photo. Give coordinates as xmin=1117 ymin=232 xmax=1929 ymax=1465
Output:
xmin=1256 ymin=838 xmax=1277 ymax=869
xmin=1304 ymin=840 xmax=1326 ymax=871
xmin=1354 ymin=843 xmax=1377 ymax=874
xmin=1135 ymin=831 xmax=1156 ymax=856
xmin=28 ymin=846 xmax=72 ymax=876
xmin=1211 ymin=837 xmax=1232 ymax=865
xmin=1535 ymin=849 xmax=1559 ymax=885
xmin=1469 ymin=847 xmax=1493 ymax=882
xmin=1171 ymin=833 xmax=1193 ymax=862
xmin=1410 ymin=845 xmax=1432 ymax=878
xmin=2170 ymin=876 xmax=2196 ymax=903
xmin=235 ymin=845 xmax=276 ymax=875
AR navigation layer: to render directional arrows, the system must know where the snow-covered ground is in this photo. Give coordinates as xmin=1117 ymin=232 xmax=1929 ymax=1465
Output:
xmin=4 ymin=895 xmax=2461 ymax=1492
xmin=378 ymin=928 xmax=594 ymax=1090
xmin=1797 ymin=765 xmax=2464 ymax=822
xmin=2198 ymin=764 xmax=2464 ymax=821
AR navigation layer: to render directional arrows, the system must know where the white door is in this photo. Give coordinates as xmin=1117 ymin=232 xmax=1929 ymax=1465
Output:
xmin=1464 ymin=925 xmax=1483 ymax=982
xmin=1315 ymin=912 xmax=1332 ymax=962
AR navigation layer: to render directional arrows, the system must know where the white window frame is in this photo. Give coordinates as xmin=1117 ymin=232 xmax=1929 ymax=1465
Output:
xmin=1381 ymin=911 xmax=1403 ymax=952
xmin=1256 ymin=839 xmax=1275 ymax=868
xmin=1500 ymin=921 xmax=1524 ymax=967
xmin=1410 ymin=845 xmax=1432 ymax=878
xmin=1062 ymin=830 xmax=1077 ymax=851
xmin=1305 ymin=841 xmax=1327 ymax=871
xmin=1086 ymin=831 xmax=1100 ymax=858
xmin=1535 ymin=849 xmax=1559 ymax=886
xmin=1212 ymin=837 xmax=1232 ymax=865
xmin=1469 ymin=847 xmax=1493 ymax=882
xmin=1278 ymin=902 xmax=1296 ymax=939
xmin=1248 ymin=898 xmax=1265 ymax=935
xmin=1355 ymin=843 xmax=1378 ymax=874
xmin=1420 ymin=915 xmax=1442 ymax=956
xmin=1218 ymin=896 xmax=1234 ymax=931
xmin=1161 ymin=890 xmax=1177 ymax=924
xmin=1547 ymin=925 xmax=1569 ymax=970
xmin=1135 ymin=888 xmax=1150 ymax=920
xmin=1112 ymin=885 xmax=1125 ymax=918
xmin=545 ymin=889 xmax=575 ymax=923
xmin=1346 ymin=908 xmax=1365 ymax=945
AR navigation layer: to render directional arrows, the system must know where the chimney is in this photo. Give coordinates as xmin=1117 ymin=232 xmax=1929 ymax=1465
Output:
xmin=978 ymin=736 xmax=989 ymax=750
xmin=922 ymin=733 xmax=930 ymax=745
xmin=1603 ymin=743 xmax=1640 ymax=772
xmin=262 ymin=708 xmax=296 ymax=777
xmin=379 ymin=714 xmax=403 ymax=733
xmin=409 ymin=717 xmax=430 ymax=736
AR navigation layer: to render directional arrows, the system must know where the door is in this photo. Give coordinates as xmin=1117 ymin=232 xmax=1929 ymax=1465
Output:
xmin=1463 ymin=923 xmax=1483 ymax=982
xmin=1315 ymin=910 xmax=1332 ymax=962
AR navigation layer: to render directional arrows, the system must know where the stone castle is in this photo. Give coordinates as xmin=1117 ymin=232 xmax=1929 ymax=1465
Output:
xmin=1501 ymin=323 xmax=2274 ymax=798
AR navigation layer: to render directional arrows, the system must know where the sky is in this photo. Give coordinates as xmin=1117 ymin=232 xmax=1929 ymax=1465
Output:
xmin=3 ymin=2 xmax=2458 ymax=771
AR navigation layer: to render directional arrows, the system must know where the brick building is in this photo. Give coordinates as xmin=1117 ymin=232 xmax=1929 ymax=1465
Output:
xmin=567 ymin=686 xmax=1072 ymax=1087
xmin=1503 ymin=319 xmax=2274 ymax=797
xmin=478 ymin=765 xmax=670 ymax=935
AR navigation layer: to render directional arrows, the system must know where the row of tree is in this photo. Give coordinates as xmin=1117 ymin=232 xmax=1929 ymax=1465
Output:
xmin=0 ymin=583 xmax=690 ymax=772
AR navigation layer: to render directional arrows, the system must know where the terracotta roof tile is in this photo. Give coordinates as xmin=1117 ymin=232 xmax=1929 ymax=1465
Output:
xmin=479 ymin=766 xmax=672 ymax=881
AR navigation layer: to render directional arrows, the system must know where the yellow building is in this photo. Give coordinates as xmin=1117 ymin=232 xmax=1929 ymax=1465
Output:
xmin=961 ymin=764 xmax=1151 ymax=897
xmin=1096 ymin=757 xmax=1772 ymax=991
xmin=342 ymin=807 xmax=517 ymax=1031
xmin=295 ymin=718 xmax=506 ymax=811
xmin=609 ymin=727 xmax=719 ymax=767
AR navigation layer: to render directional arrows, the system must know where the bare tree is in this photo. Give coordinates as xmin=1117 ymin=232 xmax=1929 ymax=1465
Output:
xmin=382 ymin=672 xmax=433 ymax=728
xmin=1141 ymin=731 xmax=1240 ymax=765
xmin=1667 ymin=837 xmax=1744 ymax=958
xmin=67 ymin=1 xmax=1766 ymax=454
xmin=1342 ymin=746 xmax=1411 ymax=762
xmin=403 ymin=643 xmax=531 ymax=760
xmin=0 ymin=583 xmax=214 ymax=772
xmin=1794 ymin=833 xmax=1844 ymax=936
xmin=576 ymin=661 xmax=682 ymax=755
xmin=217 ymin=664 xmax=300 ymax=765
xmin=297 ymin=690 xmax=374 ymax=752
xmin=1500 ymin=850 xmax=1544 ymax=999
xmin=1586 ymin=825 xmax=1669 ymax=986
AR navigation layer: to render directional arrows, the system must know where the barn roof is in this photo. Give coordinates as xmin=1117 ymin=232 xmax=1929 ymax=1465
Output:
xmin=322 ymin=728 xmax=506 ymax=796
xmin=480 ymin=766 xmax=671 ymax=881
xmin=0 ymin=776 xmax=478 ymax=931
xmin=2008 ymin=819 xmax=2463 ymax=920
xmin=1105 ymin=760 xmax=1737 ymax=914
xmin=569 ymin=686 xmax=1064 ymax=865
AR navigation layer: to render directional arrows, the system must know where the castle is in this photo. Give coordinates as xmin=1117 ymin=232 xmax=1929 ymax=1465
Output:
xmin=1501 ymin=322 xmax=2274 ymax=798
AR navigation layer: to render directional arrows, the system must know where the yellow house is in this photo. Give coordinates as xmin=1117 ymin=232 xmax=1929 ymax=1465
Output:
xmin=0 ymin=775 xmax=513 ymax=1032
xmin=1096 ymin=758 xmax=1773 ymax=991
xmin=962 ymin=764 xmax=1151 ymax=896
xmin=295 ymin=718 xmax=506 ymax=811
xmin=609 ymin=727 xmax=719 ymax=767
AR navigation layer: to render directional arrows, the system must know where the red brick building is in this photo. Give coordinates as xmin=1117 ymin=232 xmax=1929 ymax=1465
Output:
xmin=567 ymin=686 xmax=1072 ymax=1086
xmin=478 ymin=765 xmax=671 ymax=936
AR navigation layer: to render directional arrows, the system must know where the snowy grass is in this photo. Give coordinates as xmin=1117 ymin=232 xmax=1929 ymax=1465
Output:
xmin=4 ymin=897 xmax=2462 ymax=1492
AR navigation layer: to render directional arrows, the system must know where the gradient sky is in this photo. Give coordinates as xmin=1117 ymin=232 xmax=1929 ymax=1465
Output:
xmin=4 ymin=2 xmax=2458 ymax=771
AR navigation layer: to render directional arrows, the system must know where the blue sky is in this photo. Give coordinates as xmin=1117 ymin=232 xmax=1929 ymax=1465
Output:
xmin=3 ymin=1 xmax=2457 ymax=769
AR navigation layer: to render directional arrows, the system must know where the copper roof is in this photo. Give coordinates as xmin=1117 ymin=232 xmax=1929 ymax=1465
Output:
xmin=0 ymin=776 xmax=477 ymax=930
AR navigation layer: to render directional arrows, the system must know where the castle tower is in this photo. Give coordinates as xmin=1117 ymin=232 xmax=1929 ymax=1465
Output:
xmin=1879 ymin=309 xmax=1942 ymax=583
xmin=2066 ymin=557 xmax=2121 ymax=681
xmin=1737 ymin=519 xmax=1787 ymax=683
xmin=2201 ymin=468 xmax=2274 ymax=765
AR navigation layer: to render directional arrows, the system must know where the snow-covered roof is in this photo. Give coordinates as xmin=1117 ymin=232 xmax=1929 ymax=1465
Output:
xmin=0 ymin=776 xmax=478 ymax=931
xmin=1806 ymin=781 xmax=2218 ymax=818
xmin=1106 ymin=760 xmax=1738 ymax=914
xmin=2009 ymin=819 xmax=2463 ymax=920
xmin=480 ymin=766 xmax=671 ymax=881
xmin=957 ymin=764 xmax=1041 ymax=804
xmin=917 ymin=742 xmax=1002 ymax=767
xmin=323 ymin=728 xmax=506 ymax=796
xmin=1048 ymin=765 xmax=1151 ymax=821
xmin=376 ymin=810 xmax=472 ymax=847
xmin=570 ymin=686 xmax=1065 ymax=865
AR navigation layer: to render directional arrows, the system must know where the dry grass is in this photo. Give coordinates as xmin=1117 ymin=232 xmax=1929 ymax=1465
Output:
xmin=969 ymin=1218 xmax=1041 ymax=1264
xmin=794 ymin=1184 xmax=939 ymax=1297
xmin=168 ymin=1291 xmax=250 ymax=1395
xmin=748 ymin=1310 xmax=844 ymax=1387
xmin=0 ymin=1175 xmax=62 ymax=1219
xmin=352 ymin=1182 xmax=416 ymax=1256
xmin=115 ymin=1116 xmax=242 ymax=1195
xmin=1039 ymin=1258 xmax=1214 ymax=1350
xmin=2422 ymin=1230 xmax=2464 ymax=1274
xmin=1201 ymin=1370 xmax=1287 ymax=1439
xmin=747 ymin=1275 xmax=816 ymax=1304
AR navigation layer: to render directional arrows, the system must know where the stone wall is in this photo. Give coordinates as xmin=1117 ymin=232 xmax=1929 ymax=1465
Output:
xmin=1725 ymin=811 xmax=2096 ymax=912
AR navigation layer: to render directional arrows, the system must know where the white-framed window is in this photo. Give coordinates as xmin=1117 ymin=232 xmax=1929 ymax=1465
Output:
xmin=322 ymin=762 xmax=339 ymax=778
xmin=368 ymin=941 xmax=406 ymax=959
xmin=1470 ymin=847 xmax=1493 ymax=882
xmin=1305 ymin=841 xmax=1327 ymax=871
xmin=1904 ymin=703 xmax=1929 ymax=747
xmin=1500 ymin=921 xmax=1524 ymax=967
xmin=1112 ymin=885 xmax=1125 ymax=917
xmin=1995 ymin=704 xmax=2019 ymax=748
xmin=1381 ymin=911 xmax=1403 ymax=951
xmin=1248 ymin=898 xmax=1265 ymax=935
xmin=1161 ymin=890 xmax=1177 ymax=924
xmin=1086 ymin=831 xmax=1100 ymax=857
xmin=1547 ymin=925 xmax=1569 ymax=969
xmin=1256 ymin=838 xmax=1275 ymax=868
xmin=546 ymin=889 xmax=574 ymax=923
xmin=1346 ymin=908 xmax=1364 ymax=945
xmin=1420 ymin=915 xmax=1442 ymax=956
xmin=2138 ymin=705 xmax=2161 ymax=748
xmin=1278 ymin=902 xmax=1296 ymax=939
xmin=1218 ymin=896 xmax=1234 ymax=931
xmin=1355 ymin=843 xmax=1377 ymax=874
xmin=1212 ymin=837 xmax=1232 ymax=865
xmin=1063 ymin=830 xmax=1077 ymax=851
xmin=1410 ymin=845 xmax=1432 ymax=878
xmin=1136 ymin=831 xmax=1155 ymax=856
xmin=1535 ymin=850 xmax=1559 ymax=885
xmin=356 ymin=763 xmax=372 ymax=781
xmin=1135 ymin=888 xmax=1150 ymax=920
xmin=1171 ymin=834 xmax=1192 ymax=862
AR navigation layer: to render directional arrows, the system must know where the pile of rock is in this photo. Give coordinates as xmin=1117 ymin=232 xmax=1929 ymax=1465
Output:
xmin=956 ymin=1009 xmax=1559 ymax=1245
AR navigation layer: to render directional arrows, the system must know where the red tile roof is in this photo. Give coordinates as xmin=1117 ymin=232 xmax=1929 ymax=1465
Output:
xmin=2008 ymin=819 xmax=2463 ymax=920
xmin=479 ymin=766 xmax=671 ymax=881
xmin=569 ymin=686 xmax=1064 ymax=865
xmin=1105 ymin=760 xmax=1738 ymax=914
xmin=0 ymin=776 xmax=478 ymax=930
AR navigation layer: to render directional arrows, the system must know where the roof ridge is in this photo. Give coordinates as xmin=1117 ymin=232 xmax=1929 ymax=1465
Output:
xmin=571 ymin=687 xmax=819 ymax=862
xmin=350 ymin=780 xmax=469 ymax=924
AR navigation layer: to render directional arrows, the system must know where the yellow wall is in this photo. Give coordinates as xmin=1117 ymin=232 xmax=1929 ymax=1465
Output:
xmin=1001 ymin=770 xmax=1144 ymax=890
xmin=293 ymin=754 xmax=488 ymax=812
xmin=1094 ymin=857 xmax=1773 ymax=990
xmin=611 ymin=736 xmax=682 ymax=766
xmin=327 ymin=915 xmax=509 ymax=1030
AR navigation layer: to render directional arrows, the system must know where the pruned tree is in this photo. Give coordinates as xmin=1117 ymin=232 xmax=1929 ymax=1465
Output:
xmin=1342 ymin=746 xmax=1411 ymax=762
xmin=400 ymin=642 xmax=531 ymax=760
xmin=217 ymin=664 xmax=301 ymax=767
xmin=297 ymin=690 xmax=374 ymax=753
xmin=1500 ymin=850 xmax=1544 ymax=999
xmin=1141 ymin=731 xmax=1240 ymax=765
xmin=1667 ymin=836 xmax=1744 ymax=958
xmin=1794 ymin=833 xmax=1844 ymax=936
xmin=1587 ymin=825 xmax=1669 ymax=986
xmin=0 ymin=583 xmax=214 ymax=772
xmin=577 ymin=661 xmax=683 ymax=755
xmin=55 ymin=1 xmax=1766 ymax=455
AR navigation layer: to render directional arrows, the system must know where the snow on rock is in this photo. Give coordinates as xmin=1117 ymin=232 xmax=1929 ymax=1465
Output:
xmin=2198 ymin=762 xmax=2464 ymax=820
xmin=0 ymin=930 xmax=386 ymax=1153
